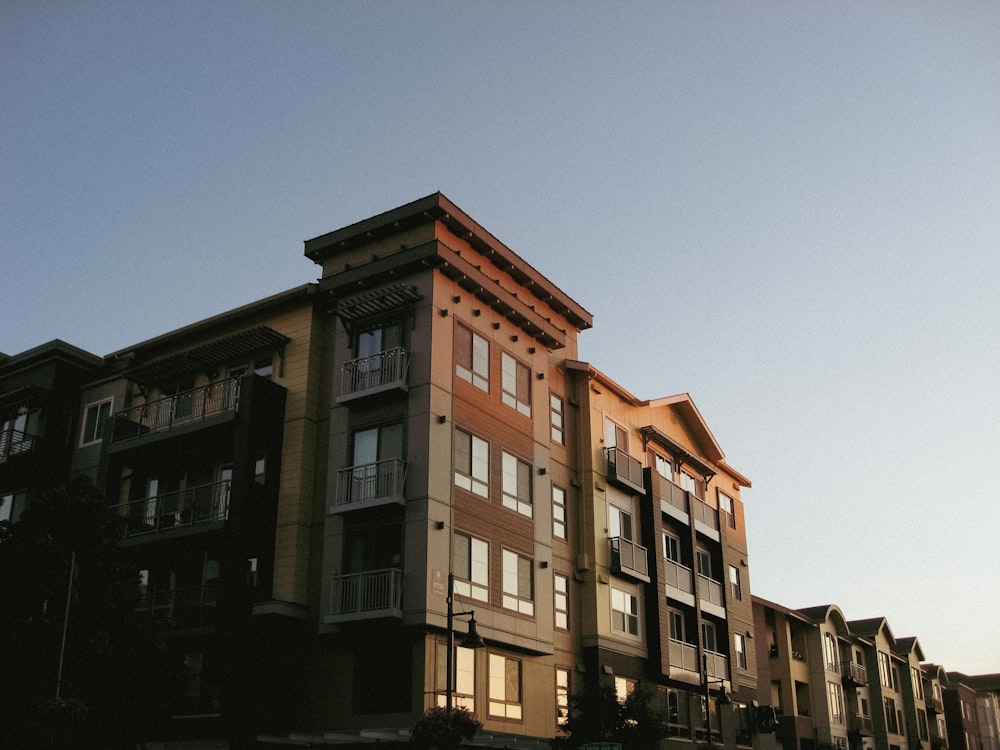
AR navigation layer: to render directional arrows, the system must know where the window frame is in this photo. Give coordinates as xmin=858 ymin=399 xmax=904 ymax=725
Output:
xmin=556 ymin=667 xmax=570 ymax=726
xmin=489 ymin=653 xmax=522 ymax=720
xmin=80 ymin=397 xmax=114 ymax=446
xmin=501 ymin=549 xmax=534 ymax=616
xmin=549 ymin=393 xmax=564 ymax=444
xmin=718 ymin=491 xmax=736 ymax=528
xmin=552 ymin=485 xmax=567 ymax=540
xmin=456 ymin=323 xmax=489 ymax=392
xmin=501 ymin=451 xmax=533 ymax=517
xmin=611 ymin=585 xmax=640 ymax=638
xmin=728 ymin=564 xmax=742 ymax=600
xmin=501 ymin=352 xmax=531 ymax=416
xmin=454 ymin=429 xmax=489 ymax=498
xmin=554 ymin=573 xmax=569 ymax=630
xmin=735 ymin=632 xmax=748 ymax=669
xmin=453 ymin=532 xmax=489 ymax=602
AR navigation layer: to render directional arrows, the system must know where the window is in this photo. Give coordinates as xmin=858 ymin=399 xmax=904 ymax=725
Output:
xmin=456 ymin=324 xmax=489 ymax=391
xmin=728 ymin=565 xmax=742 ymax=600
xmin=679 ymin=470 xmax=702 ymax=497
xmin=655 ymin=454 xmax=673 ymax=480
xmin=436 ymin=643 xmax=476 ymax=710
xmin=356 ymin=320 xmax=401 ymax=357
xmin=1 ymin=490 xmax=26 ymax=524
xmin=667 ymin=688 xmax=691 ymax=737
xmin=702 ymin=621 xmax=718 ymax=653
xmin=554 ymin=574 xmax=569 ymax=630
xmin=912 ymin=667 xmax=924 ymax=699
xmin=254 ymin=356 xmax=274 ymax=379
xmin=885 ymin=697 xmax=899 ymax=733
xmin=489 ymin=654 xmax=522 ymax=719
xmin=501 ymin=452 xmax=532 ymax=517
xmin=552 ymin=485 xmax=567 ymax=540
xmin=246 ymin=557 xmax=258 ymax=588
xmin=556 ymin=668 xmax=570 ymax=726
xmin=80 ymin=398 xmax=113 ymax=446
xmin=696 ymin=548 xmax=713 ymax=579
xmin=614 ymin=676 xmax=637 ymax=702
xmin=608 ymin=504 xmax=634 ymax=543
xmin=891 ymin=665 xmax=901 ymax=692
xmin=611 ymin=586 xmax=639 ymax=637
xmin=501 ymin=352 xmax=531 ymax=416
xmin=735 ymin=633 xmax=748 ymax=669
xmin=455 ymin=430 xmax=489 ymax=497
xmin=828 ymin=681 xmax=844 ymax=723
xmin=604 ymin=417 xmax=628 ymax=450
xmin=824 ymin=633 xmax=839 ymax=671
xmin=878 ymin=651 xmax=892 ymax=688
xmin=550 ymin=394 xmax=564 ymax=444
xmin=918 ymin=709 xmax=929 ymax=741
xmin=348 ymin=423 xmax=403 ymax=501
xmin=454 ymin=533 xmax=489 ymax=602
xmin=668 ymin=609 xmax=686 ymax=642
xmin=502 ymin=549 xmax=534 ymax=615
xmin=254 ymin=457 xmax=266 ymax=485
xmin=663 ymin=532 xmax=681 ymax=562
xmin=718 ymin=491 xmax=736 ymax=528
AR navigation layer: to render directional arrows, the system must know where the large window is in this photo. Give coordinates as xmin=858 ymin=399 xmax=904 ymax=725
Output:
xmin=550 ymin=394 xmax=564 ymax=444
xmin=608 ymin=504 xmax=634 ymax=543
xmin=552 ymin=485 xmax=567 ymax=540
xmin=912 ymin=667 xmax=924 ymax=699
xmin=349 ymin=423 xmax=403 ymax=500
xmin=655 ymin=454 xmax=673 ymax=480
xmin=604 ymin=417 xmax=628 ymax=450
xmin=667 ymin=688 xmax=691 ymax=737
xmin=702 ymin=621 xmax=718 ymax=653
xmin=878 ymin=651 xmax=893 ymax=689
xmin=502 ymin=549 xmax=534 ymax=615
xmin=489 ymin=654 xmax=522 ymax=719
xmin=611 ymin=586 xmax=639 ymax=637
xmin=668 ymin=609 xmax=686 ymax=642
xmin=696 ymin=548 xmax=713 ymax=579
xmin=453 ymin=533 xmax=489 ymax=602
xmin=80 ymin=398 xmax=113 ymax=446
xmin=554 ymin=574 xmax=569 ymax=630
xmin=501 ymin=452 xmax=532 ymax=517
xmin=455 ymin=430 xmax=489 ymax=497
xmin=885 ymin=697 xmax=899 ymax=733
xmin=0 ymin=490 xmax=27 ymax=524
xmin=556 ymin=667 xmax=570 ymax=726
xmin=824 ymin=633 xmax=839 ymax=671
xmin=501 ymin=352 xmax=531 ymax=416
xmin=436 ymin=643 xmax=475 ymax=710
xmin=664 ymin=532 xmax=682 ymax=563
xmin=456 ymin=324 xmax=489 ymax=391
xmin=679 ymin=470 xmax=703 ymax=498
xmin=828 ymin=681 xmax=844 ymax=723
xmin=615 ymin=676 xmax=637 ymax=702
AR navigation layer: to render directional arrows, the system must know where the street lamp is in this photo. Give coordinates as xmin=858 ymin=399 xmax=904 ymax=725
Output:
xmin=445 ymin=572 xmax=486 ymax=711
xmin=703 ymin=653 xmax=732 ymax=747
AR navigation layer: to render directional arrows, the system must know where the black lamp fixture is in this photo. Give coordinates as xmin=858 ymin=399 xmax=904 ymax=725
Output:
xmin=703 ymin=653 xmax=732 ymax=747
xmin=446 ymin=572 xmax=486 ymax=711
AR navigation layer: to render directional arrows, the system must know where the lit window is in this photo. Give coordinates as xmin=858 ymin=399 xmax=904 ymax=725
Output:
xmin=556 ymin=667 xmax=570 ymax=726
xmin=453 ymin=533 xmax=489 ymax=602
xmin=1 ymin=490 xmax=27 ymax=524
xmin=879 ymin=651 xmax=892 ymax=688
xmin=554 ymin=574 xmax=569 ymax=630
xmin=501 ymin=353 xmax=531 ymax=416
xmin=728 ymin=565 xmax=742 ymax=600
xmin=436 ymin=643 xmax=476 ymax=710
xmin=455 ymin=430 xmax=489 ymax=497
xmin=608 ymin=504 xmax=634 ymax=543
xmin=679 ymin=470 xmax=702 ymax=498
xmin=550 ymin=393 xmax=564 ymax=444
xmin=489 ymin=654 xmax=522 ymax=719
xmin=828 ymin=681 xmax=844 ymax=723
xmin=655 ymin=454 xmax=673 ymax=480
xmin=80 ymin=398 xmax=113 ymax=446
xmin=456 ymin=324 xmax=489 ymax=391
xmin=611 ymin=586 xmax=639 ymax=637
xmin=552 ymin=485 xmax=567 ymax=540
xmin=502 ymin=549 xmax=534 ymax=615
xmin=735 ymin=633 xmax=748 ymax=669
xmin=718 ymin=491 xmax=736 ymax=528
xmin=824 ymin=633 xmax=839 ymax=671
xmin=614 ymin=676 xmax=637 ymax=702
xmin=501 ymin=452 xmax=532 ymax=517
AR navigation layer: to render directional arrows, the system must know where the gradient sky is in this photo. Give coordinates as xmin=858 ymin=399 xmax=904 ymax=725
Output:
xmin=3 ymin=2 xmax=998 ymax=673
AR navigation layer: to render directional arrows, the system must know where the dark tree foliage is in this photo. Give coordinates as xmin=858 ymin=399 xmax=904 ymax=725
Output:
xmin=552 ymin=684 xmax=668 ymax=750
xmin=0 ymin=477 xmax=178 ymax=749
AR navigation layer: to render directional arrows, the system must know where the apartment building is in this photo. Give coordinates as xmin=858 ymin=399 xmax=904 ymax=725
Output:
xmin=943 ymin=678 xmax=984 ymax=750
xmin=922 ymin=664 xmax=951 ymax=750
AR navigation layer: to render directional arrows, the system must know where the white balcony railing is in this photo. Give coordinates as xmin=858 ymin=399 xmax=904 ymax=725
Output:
xmin=328 ymin=568 xmax=403 ymax=621
xmin=338 ymin=347 xmax=410 ymax=401
xmin=333 ymin=458 xmax=407 ymax=511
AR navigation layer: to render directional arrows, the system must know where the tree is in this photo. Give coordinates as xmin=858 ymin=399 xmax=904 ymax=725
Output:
xmin=0 ymin=477 xmax=177 ymax=748
xmin=553 ymin=683 xmax=668 ymax=750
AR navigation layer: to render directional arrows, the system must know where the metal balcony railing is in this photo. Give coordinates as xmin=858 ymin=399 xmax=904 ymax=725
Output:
xmin=698 ymin=573 xmax=724 ymax=607
xmin=135 ymin=583 xmax=219 ymax=627
xmin=669 ymin=639 xmax=699 ymax=672
xmin=843 ymin=660 xmax=869 ymax=685
xmin=112 ymin=378 xmax=240 ymax=443
xmin=658 ymin=478 xmax=688 ymax=516
xmin=610 ymin=537 xmax=649 ymax=580
xmin=704 ymin=649 xmax=729 ymax=681
xmin=604 ymin=446 xmax=645 ymax=494
xmin=691 ymin=496 xmax=720 ymax=533
xmin=0 ymin=428 xmax=36 ymax=461
xmin=848 ymin=713 xmax=874 ymax=735
xmin=338 ymin=347 xmax=410 ymax=400
xmin=333 ymin=458 xmax=407 ymax=510
xmin=114 ymin=479 xmax=230 ymax=538
xmin=328 ymin=568 xmax=403 ymax=620
xmin=664 ymin=559 xmax=694 ymax=595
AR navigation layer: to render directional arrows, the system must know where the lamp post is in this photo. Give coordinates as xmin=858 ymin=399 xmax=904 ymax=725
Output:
xmin=445 ymin=572 xmax=486 ymax=712
xmin=703 ymin=653 xmax=732 ymax=747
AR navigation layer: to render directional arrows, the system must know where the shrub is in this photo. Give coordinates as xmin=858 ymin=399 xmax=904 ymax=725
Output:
xmin=410 ymin=706 xmax=483 ymax=749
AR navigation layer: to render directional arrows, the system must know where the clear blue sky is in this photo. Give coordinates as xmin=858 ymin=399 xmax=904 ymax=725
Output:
xmin=3 ymin=2 xmax=998 ymax=673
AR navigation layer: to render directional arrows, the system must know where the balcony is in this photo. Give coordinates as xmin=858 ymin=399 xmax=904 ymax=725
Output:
xmin=326 ymin=568 xmax=403 ymax=623
xmin=111 ymin=379 xmax=240 ymax=443
xmin=135 ymin=583 xmax=219 ymax=628
xmin=698 ymin=574 xmax=726 ymax=619
xmin=848 ymin=713 xmax=874 ymax=736
xmin=657 ymin=477 xmax=689 ymax=523
xmin=704 ymin=649 xmax=729 ymax=682
xmin=843 ymin=660 xmax=869 ymax=686
xmin=691 ymin=496 xmax=720 ymax=541
xmin=605 ymin=446 xmax=645 ymax=494
xmin=610 ymin=537 xmax=650 ymax=582
xmin=932 ymin=738 xmax=949 ymax=750
xmin=669 ymin=639 xmax=699 ymax=673
xmin=114 ymin=480 xmax=230 ymax=539
xmin=331 ymin=458 xmax=407 ymax=513
xmin=664 ymin=559 xmax=695 ymax=606
xmin=336 ymin=347 xmax=410 ymax=403
xmin=925 ymin=695 xmax=944 ymax=713
xmin=0 ymin=428 xmax=36 ymax=462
